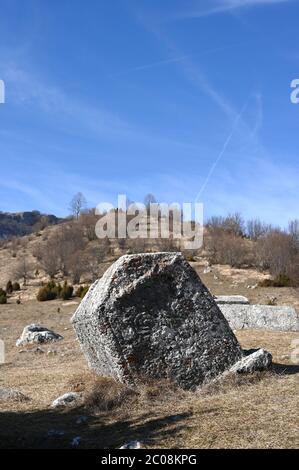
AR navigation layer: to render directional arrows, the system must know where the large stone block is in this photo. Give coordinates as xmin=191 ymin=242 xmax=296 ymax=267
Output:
xmin=219 ymin=304 xmax=299 ymax=331
xmin=72 ymin=253 xmax=242 ymax=390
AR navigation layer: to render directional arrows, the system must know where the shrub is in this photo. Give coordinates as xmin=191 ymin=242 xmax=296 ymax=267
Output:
xmin=75 ymin=285 xmax=90 ymax=299
xmin=259 ymin=274 xmax=292 ymax=288
xmin=37 ymin=285 xmax=57 ymax=302
xmin=84 ymin=377 xmax=137 ymax=411
xmin=0 ymin=288 xmax=7 ymax=304
xmin=6 ymin=280 xmax=13 ymax=294
xmin=61 ymin=281 xmax=73 ymax=300
xmin=36 ymin=281 xmax=73 ymax=302
xmin=12 ymin=282 xmax=21 ymax=291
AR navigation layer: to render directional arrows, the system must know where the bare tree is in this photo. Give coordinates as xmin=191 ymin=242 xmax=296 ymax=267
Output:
xmin=85 ymin=246 xmax=106 ymax=282
xmin=256 ymin=230 xmax=295 ymax=276
xmin=55 ymin=223 xmax=86 ymax=275
xmin=223 ymin=213 xmax=245 ymax=237
xmin=246 ymin=219 xmax=272 ymax=240
xmin=39 ymin=240 xmax=60 ymax=278
xmin=68 ymin=250 xmax=85 ymax=284
xmin=69 ymin=192 xmax=87 ymax=220
xmin=14 ymin=257 xmax=32 ymax=286
xmin=289 ymin=219 xmax=299 ymax=249
xmin=79 ymin=209 xmax=98 ymax=241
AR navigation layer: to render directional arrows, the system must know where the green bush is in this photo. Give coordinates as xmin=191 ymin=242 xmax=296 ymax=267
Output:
xmin=37 ymin=285 xmax=57 ymax=302
xmin=61 ymin=281 xmax=73 ymax=301
xmin=37 ymin=281 xmax=74 ymax=302
xmin=75 ymin=285 xmax=90 ymax=299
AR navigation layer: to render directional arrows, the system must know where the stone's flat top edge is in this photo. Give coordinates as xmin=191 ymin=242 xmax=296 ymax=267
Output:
xmin=116 ymin=252 xmax=184 ymax=261
xmin=215 ymin=295 xmax=249 ymax=305
xmin=220 ymin=304 xmax=298 ymax=313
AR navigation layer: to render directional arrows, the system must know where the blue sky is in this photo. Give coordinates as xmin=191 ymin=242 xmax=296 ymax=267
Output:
xmin=0 ymin=0 xmax=298 ymax=225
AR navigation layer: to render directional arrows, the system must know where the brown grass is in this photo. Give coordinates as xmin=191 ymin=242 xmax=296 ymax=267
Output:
xmin=0 ymin=284 xmax=298 ymax=448
xmin=84 ymin=377 xmax=138 ymax=412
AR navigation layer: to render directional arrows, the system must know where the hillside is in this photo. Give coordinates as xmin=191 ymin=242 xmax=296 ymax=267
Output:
xmin=0 ymin=211 xmax=62 ymax=240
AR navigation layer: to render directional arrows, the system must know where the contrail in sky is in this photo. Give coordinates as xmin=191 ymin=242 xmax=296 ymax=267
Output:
xmin=195 ymin=100 xmax=248 ymax=202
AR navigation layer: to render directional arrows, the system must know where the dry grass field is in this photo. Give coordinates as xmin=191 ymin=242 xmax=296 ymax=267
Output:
xmin=0 ymin=265 xmax=298 ymax=449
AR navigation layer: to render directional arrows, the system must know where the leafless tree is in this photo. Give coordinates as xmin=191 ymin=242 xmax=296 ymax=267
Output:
xmin=14 ymin=257 xmax=32 ymax=286
xmin=68 ymin=250 xmax=85 ymax=284
xmin=256 ymin=230 xmax=295 ymax=276
xmin=85 ymin=246 xmax=106 ymax=282
xmin=55 ymin=223 xmax=86 ymax=275
xmin=79 ymin=209 xmax=98 ymax=241
xmin=69 ymin=192 xmax=87 ymax=220
xmin=289 ymin=219 xmax=299 ymax=250
xmin=39 ymin=241 xmax=60 ymax=278
xmin=246 ymin=219 xmax=272 ymax=240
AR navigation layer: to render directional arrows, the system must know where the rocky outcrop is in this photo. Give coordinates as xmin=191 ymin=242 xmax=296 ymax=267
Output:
xmin=16 ymin=324 xmax=63 ymax=347
xmin=219 ymin=305 xmax=299 ymax=331
xmin=72 ymin=253 xmax=243 ymax=390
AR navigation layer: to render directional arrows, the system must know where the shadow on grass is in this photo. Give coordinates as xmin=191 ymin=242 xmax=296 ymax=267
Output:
xmin=0 ymin=407 xmax=192 ymax=449
xmin=272 ymin=362 xmax=299 ymax=375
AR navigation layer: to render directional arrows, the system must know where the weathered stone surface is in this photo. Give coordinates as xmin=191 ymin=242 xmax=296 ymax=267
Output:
xmin=219 ymin=305 xmax=299 ymax=331
xmin=0 ymin=388 xmax=30 ymax=402
xmin=16 ymin=324 xmax=63 ymax=347
xmin=215 ymin=295 xmax=249 ymax=305
xmin=229 ymin=349 xmax=272 ymax=374
xmin=51 ymin=392 xmax=82 ymax=409
xmin=72 ymin=253 xmax=243 ymax=390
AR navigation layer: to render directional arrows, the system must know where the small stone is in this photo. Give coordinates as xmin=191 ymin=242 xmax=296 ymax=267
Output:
xmin=230 ymin=349 xmax=272 ymax=374
xmin=51 ymin=392 xmax=82 ymax=409
xmin=203 ymin=267 xmax=212 ymax=274
xmin=16 ymin=324 xmax=63 ymax=347
xmin=119 ymin=441 xmax=142 ymax=449
xmin=71 ymin=436 xmax=81 ymax=447
xmin=0 ymin=388 xmax=30 ymax=402
xmin=47 ymin=350 xmax=57 ymax=356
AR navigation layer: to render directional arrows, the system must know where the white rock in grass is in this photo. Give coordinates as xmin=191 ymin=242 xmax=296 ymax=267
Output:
xmin=230 ymin=349 xmax=272 ymax=374
xmin=16 ymin=324 xmax=63 ymax=347
xmin=51 ymin=392 xmax=82 ymax=409
xmin=119 ymin=441 xmax=142 ymax=449
xmin=0 ymin=388 xmax=30 ymax=402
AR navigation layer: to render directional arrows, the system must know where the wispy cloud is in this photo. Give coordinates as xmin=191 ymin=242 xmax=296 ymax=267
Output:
xmin=174 ymin=0 xmax=291 ymax=20
xmin=0 ymin=62 xmax=133 ymax=139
